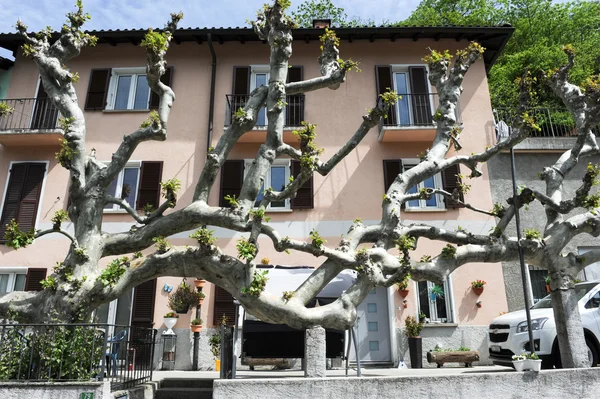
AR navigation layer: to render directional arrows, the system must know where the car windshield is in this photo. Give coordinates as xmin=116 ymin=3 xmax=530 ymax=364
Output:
xmin=532 ymin=282 xmax=598 ymax=309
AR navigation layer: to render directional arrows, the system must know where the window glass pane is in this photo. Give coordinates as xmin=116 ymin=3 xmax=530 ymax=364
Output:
xmin=13 ymin=274 xmax=26 ymax=291
xmin=369 ymin=341 xmax=380 ymax=351
xmin=255 ymin=74 xmax=267 ymax=126
xmin=529 ymin=269 xmax=549 ymax=303
xmin=122 ymin=168 xmax=140 ymax=208
xmin=114 ymin=75 xmax=132 ymax=110
xmin=133 ymin=75 xmax=150 ymax=110
xmin=104 ymin=177 xmax=119 ymax=209
xmin=368 ymin=322 xmax=378 ymax=331
xmin=270 ymin=166 xmax=286 ymax=208
xmin=367 ymin=303 xmax=377 ymax=313
xmin=418 ymin=281 xmax=430 ymax=319
xmin=0 ymin=274 xmax=9 ymax=293
xmin=115 ymin=289 xmax=133 ymax=326
xmin=423 ymin=176 xmax=437 ymax=207
xmin=395 ymin=73 xmax=411 ymax=125
xmin=406 ymin=184 xmax=419 ymax=208
xmin=255 ymin=184 xmax=264 ymax=207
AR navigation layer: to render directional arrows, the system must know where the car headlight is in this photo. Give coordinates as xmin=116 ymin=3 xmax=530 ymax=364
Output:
xmin=516 ymin=317 xmax=548 ymax=333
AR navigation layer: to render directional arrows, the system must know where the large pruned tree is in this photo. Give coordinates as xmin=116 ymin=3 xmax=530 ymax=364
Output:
xmin=1 ymin=0 xmax=599 ymax=369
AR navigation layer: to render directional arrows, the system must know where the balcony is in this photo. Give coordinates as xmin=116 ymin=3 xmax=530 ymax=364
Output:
xmin=0 ymin=98 xmax=61 ymax=146
xmin=494 ymin=108 xmax=600 ymax=151
xmin=377 ymin=93 xmax=460 ymax=143
xmin=224 ymin=94 xmax=304 ymax=143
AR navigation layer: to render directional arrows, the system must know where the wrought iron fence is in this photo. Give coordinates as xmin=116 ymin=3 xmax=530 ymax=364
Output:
xmin=225 ymin=94 xmax=305 ymax=127
xmin=0 ymin=323 xmax=156 ymax=391
xmin=494 ymin=108 xmax=600 ymax=139
xmin=0 ymin=98 xmax=60 ymax=131
xmin=376 ymin=93 xmax=460 ymax=130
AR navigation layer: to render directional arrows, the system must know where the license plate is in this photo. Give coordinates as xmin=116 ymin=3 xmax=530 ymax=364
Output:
xmin=491 ymin=345 xmax=501 ymax=353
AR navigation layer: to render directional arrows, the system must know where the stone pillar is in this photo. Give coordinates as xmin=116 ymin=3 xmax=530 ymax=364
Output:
xmin=304 ymin=325 xmax=326 ymax=378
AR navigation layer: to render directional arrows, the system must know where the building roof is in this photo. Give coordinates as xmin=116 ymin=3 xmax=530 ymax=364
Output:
xmin=0 ymin=55 xmax=13 ymax=70
xmin=0 ymin=25 xmax=514 ymax=71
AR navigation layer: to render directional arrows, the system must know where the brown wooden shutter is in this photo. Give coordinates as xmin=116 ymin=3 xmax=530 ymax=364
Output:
xmin=442 ymin=164 xmax=465 ymax=209
xmin=375 ymin=65 xmax=396 ymax=123
xmin=0 ymin=163 xmax=45 ymax=243
xmin=286 ymin=66 xmax=304 ymax=126
xmin=383 ymin=160 xmax=402 ymax=193
xmin=136 ymin=161 xmax=163 ymax=210
xmin=409 ymin=66 xmax=432 ymax=125
xmin=219 ymin=160 xmax=244 ymax=207
xmin=213 ymin=285 xmax=236 ymax=326
xmin=291 ymin=160 xmax=314 ymax=209
xmin=131 ymin=279 xmax=157 ymax=328
xmin=84 ymin=69 xmax=111 ymax=111
xmin=25 ymin=268 xmax=47 ymax=291
xmin=149 ymin=66 xmax=174 ymax=110
xmin=232 ymin=66 xmax=250 ymax=95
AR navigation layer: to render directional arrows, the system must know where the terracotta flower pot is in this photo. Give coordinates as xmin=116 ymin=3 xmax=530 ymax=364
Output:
xmin=191 ymin=324 xmax=203 ymax=333
xmin=546 ymin=284 xmax=550 ymax=293
xmin=199 ymin=298 xmax=205 ymax=305
xmin=473 ymin=287 xmax=484 ymax=295
xmin=398 ymin=289 xmax=410 ymax=298
xmin=194 ymin=279 xmax=206 ymax=288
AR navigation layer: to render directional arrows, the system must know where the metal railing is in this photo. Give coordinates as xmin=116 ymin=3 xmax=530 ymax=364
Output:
xmin=0 ymin=98 xmax=59 ymax=131
xmin=494 ymin=108 xmax=600 ymax=139
xmin=0 ymin=323 xmax=156 ymax=391
xmin=225 ymin=94 xmax=305 ymax=127
xmin=376 ymin=93 xmax=460 ymax=130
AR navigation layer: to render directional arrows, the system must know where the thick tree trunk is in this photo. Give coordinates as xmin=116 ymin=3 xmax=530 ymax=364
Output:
xmin=551 ymin=287 xmax=589 ymax=368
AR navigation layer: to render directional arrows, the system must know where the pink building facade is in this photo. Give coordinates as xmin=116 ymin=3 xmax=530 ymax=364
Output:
xmin=0 ymin=25 xmax=513 ymax=368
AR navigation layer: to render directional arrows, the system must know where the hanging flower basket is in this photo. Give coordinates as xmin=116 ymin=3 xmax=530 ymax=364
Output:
xmin=194 ymin=279 xmax=206 ymax=288
xmin=399 ymin=289 xmax=410 ymax=298
xmin=471 ymin=280 xmax=486 ymax=295
xmin=473 ymin=287 xmax=484 ymax=295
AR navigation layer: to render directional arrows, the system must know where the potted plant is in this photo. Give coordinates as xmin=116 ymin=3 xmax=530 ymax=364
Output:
xmin=419 ymin=311 xmax=427 ymax=323
xmin=471 ymin=280 xmax=486 ymax=295
xmin=168 ymin=279 xmax=203 ymax=314
xmin=198 ymin=291 xmax=206 ymax=305
xmin=525 ymin=352 xmax=542 ymax=372
xmin=545 ymin=276 xmax=551 ymax=293
xmin=396 ymin=274 xmax=411 ymax=298
xmin=194 ymin=279 xmax=206 ymax=288
xmin=511 ymin=354 xmax=526 ymax=371
xmin=190 ymin=318 xmax=203 ymax=333
xmin=429 ymin=284 xmax=444 ymax=301
xmin=404 ymin=315 xmax=424 ymax=368
xmin=209 ymin=332 xmax=222 ymax=371
xmin=163 ymin=311 xmax=179 ymax=335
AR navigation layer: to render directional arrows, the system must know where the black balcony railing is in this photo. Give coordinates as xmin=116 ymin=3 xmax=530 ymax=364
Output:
xmin=0 ymin=323 xmax=156 ymax=391
xmin=376 ymin=93 xmax=460 ymax=130
xmin=494 ymin=108 xmax=600 ymax=139
xmin=225 ymin=94 xmax=305 ymax=127
xmin=0 ymin=98 xmax=59 ymax=131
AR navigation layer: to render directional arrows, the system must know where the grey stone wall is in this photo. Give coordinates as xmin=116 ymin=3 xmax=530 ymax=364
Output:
xmin=0 ymin=381 xmax=109 ymax=399
xmin=154 ymin=327 xmax=221 ymax=371
xmin=487 ymin=152 xmax=600 ymax=311
xmin=397 ymin=325 xmax=491 ymax=367
xmin=213 ymin=368 xmax=600 ymax=399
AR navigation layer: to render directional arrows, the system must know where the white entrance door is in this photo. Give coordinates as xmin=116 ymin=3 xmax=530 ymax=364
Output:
xmin=349 ymin=287 xmax=392 ymax=363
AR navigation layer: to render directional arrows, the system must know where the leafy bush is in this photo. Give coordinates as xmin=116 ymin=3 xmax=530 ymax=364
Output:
xmin=404 ymin=315 xmax=424 ymax=338
xmin=168 ymin=280 xmax=202 ymax=313
xmin=191 ymin=318 xmax=203 ymax=326
xmin=241 ymin=270 xmax=269 ymax=297
xmin=209 ymin=333 xmax=221 ymax=358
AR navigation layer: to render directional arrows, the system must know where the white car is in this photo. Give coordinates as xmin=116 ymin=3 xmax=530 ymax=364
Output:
xmin=488 ymin=281 xmax=600 ymax=368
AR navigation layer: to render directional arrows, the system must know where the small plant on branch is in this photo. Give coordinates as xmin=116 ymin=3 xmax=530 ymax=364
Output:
xmin=51 ymin=209 xmax=69 ymax=229
xmin=523 ymin=228 xmax=542 ymax=240
xmin=152 ymin=236 xmax=171 ymax=253
xmin=98 ymin=257 xmax=129 ymax=287
xmin=441 ymin=244 xmax=457 ymax=259
xmin=282 ymin=291 xmax=294 ymax=302
xmin=4 ymin=219 xmax=36 ymax=249
xmin=309 ymin=229 xmax=326 ymax=250
xmin=242 ymin=270 xmax=269 ymax=297
xmin=396 ymin=274 xmax=411 ymax=291
xmin=160 ymin=178 xmax=181 ymax=200
xmin=0 ymin=101 xmax=15 ymax=118
xmin=224 ymin=194 xmax=239 ymax=208
xmin=236 ymin=238 xmax=257 ymax=261
xmin=190 ymin=228 xmax=216 ymax=246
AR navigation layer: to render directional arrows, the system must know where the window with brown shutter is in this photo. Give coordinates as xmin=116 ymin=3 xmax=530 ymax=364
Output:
xmin=24 ymin=268 xmax=47 ymax=291
xmin=287 ymin=66 xmax=304 ymax=126
xmin=213 ymin=285 xmax=236 ymax=326
xmin=408 ymin=66 xmax=432 ymax=125
xmin=291 ymin=160 xmax=314 ymax=209
xmin=84 ymin=69 xmax=111 ymax=111
xmin=375 ymin=65 xmax=396 ymax=123
xmin=232 ymin=66 xmax=250 ymax=95
xmin=219 ymin=160 xmax=244 ymax=207
xmin=136 ymin=161 xmax=163 ymax=210
xmin=131 ymin=279 xmax=157 ymax=329
xmin=442 ymin=164 xmax=465 ymax=208
xmin=383 ymin=160 xmax=402 ymax=193
xmin=0 ymin=162 xmax=46 ymax=243
xmin=149 ymin=66 xmax=174 ymax=109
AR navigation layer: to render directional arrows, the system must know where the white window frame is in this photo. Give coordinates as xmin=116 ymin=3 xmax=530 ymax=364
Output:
xmin=414 ymin=277 xmax=455 ymax=324
xmin=244 ymin=159 xmax=291 ymax=212
xmin=402 ymin=158 xmax=445 ymax=211
xmin=106 ymin=67 xmax=151 ymax=111
xmin=250 ymin=65 xmax=270 ymax=127
xmin=0 ymin=267 xmax=28 ymax=293
xmin=103 ymin=161 xmax=142 ymax=213
xmin=391 ymin=64 xmax=435 ymax=127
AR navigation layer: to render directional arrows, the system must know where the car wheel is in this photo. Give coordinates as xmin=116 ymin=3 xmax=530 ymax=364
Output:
xmin=586 ymin=339 xmax=598 ymax=367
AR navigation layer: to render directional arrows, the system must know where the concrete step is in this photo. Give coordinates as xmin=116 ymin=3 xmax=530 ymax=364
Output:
xmin=155 ymin=387 xmax=212 ymax=399
xmin=160 ymin=378 xmax=214 ymax=389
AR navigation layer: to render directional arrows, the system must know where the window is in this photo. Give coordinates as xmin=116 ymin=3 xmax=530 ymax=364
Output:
xmin=107 ymin=68 xmax=151 ymax=110
xmin=104 ymin=162 xmax=141 ymax=212
xmin=244 ymin=159 xmax=291 ymax=210
xmin=0 ymin=269 xmax=27 ymax=294
xmin=417 ymin=280 xmax=453 ymax=323
xmin=529 ymin=268 xmax=549 ymax=304
xmin=403 ymin=160 xmax=444 ymax=210
xmin=250 ymin=65 xmax=270 ymax=126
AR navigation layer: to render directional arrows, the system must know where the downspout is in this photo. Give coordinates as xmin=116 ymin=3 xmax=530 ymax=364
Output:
xmin=206 ymin=33 xmax=217 ymax=153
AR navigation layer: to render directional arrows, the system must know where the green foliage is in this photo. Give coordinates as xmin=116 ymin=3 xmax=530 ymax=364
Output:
xmin=379 ymin=90 xmax=399 ymax=106
xmin=224 ymin=194 xmax=239 ymax=208
xmin=353 ymin=218 xmax=362 ymax=224
xmin=291 ymin=0 xmax=349 ymax=27
xmin=309 ymin=229 xmax=327 ymax=250
xmin=396 ymin=274 xmax=411 ymax=291
xmin=191 ymin=318 xmax=203 ymax=326
xmin=249 ymin=208 xmax=271 ymax=222
xmin=141 ymin=28 xmax=170 ymax=54
xmin=241 ymin=270 xmax=269 ymax=297
xmin=143 ymin=203 xmax=155 ymax=215
xmin=419 ymin=255 xmax=432 ymax=262
xmin=74 ymin=246 xmax=87 ymax=259
xmin=396 ymin=235 xmax=416 ymax=252
xmin=209 ymin=332 xmax=221 ymax=358
xmin=491 ymin=202 xmax=506 ymax=218
xmin=168 ymin=280 xmax=202 ymax=313
xmin=190 ymin=228 xmax=216 ymax=246
xmin=98 ymin=257 xmax=129 ymax=287
xmin=523 ymin=228 xmax=542 ymax=240
xmin=40 ymin=276 xmax=57 ymax=290
xmin=133 ymin=251 xmax=143 ymax=259
xmin=0 ymin=324 xmax=103 ymax=381
xmin=236 ymin=238 xmax=257 ymax=261
xmin=319 ymin=27 xmax=340 ymax=51
xmin=140 ymin=110 xmax=160 ymax=128
xmin=55 ymin=137 xmax=78 ymax=168
xmin=458 ymin=346 xmax=471 ymax=351
xmin=233 ymin=108 xmax=247 ymax=121
xmin=527 ymin=352 xmax=539 ymax=360
xmin=282 ymin=290 xmax=294 ymax=302
xmin=422 ymin=49 xmax=452 ymax=65
xmin=383 ymin=194 xmax=391 ymax=203
xmin=404 ymin=315 xmax=424 ymax=338
xmin=0 ymin=102 xmax=15 ymax=118
xmin=3 ymin=219 xmax=36 ymax=249
xmin=441 ymin=244 xmax=457 ymax=259
xmin=337 ymin=58 xmax=361 ymax=72
xmin=51 ymin=209 xmax=69 ymax=228
xmin=160 ymin=178 xmax=181 ymax=199
xmin=429 ymin=284 xmax=445 ymax=299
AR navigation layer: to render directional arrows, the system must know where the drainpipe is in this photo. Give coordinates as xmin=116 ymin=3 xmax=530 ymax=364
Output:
xmin=206 ymin=33 xmax=217 ymax=153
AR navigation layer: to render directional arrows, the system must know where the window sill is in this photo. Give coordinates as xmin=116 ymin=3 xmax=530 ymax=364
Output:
xmin=422 ymin=323 xmax=458 ymax=328
xmin=103 ymin=209 xmax=130 ymax=214
xmin=265 ymin=208 xmax=293 ymax=213
xmin=403 ymin=208 xmax=447 ymax=213
xmin=103 ymin=109 xmax=151 ymax=113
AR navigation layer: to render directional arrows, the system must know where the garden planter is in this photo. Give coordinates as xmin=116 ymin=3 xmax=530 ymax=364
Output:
xmin=191 ymin=324 xmax=203 ymax=333
xmin=546 ymin=284 xmax=550 ymax=293
xmin=525 ymin=359 xmax=542 ymax=372
xmin=408 ymin=337 xmax=423 ymax=368
xmin=399 ymin=289 xmax=410 ymax=298
xmin=199 ymin=298 xmax=204 ymax=306
xmin=215 ymin=359 xmax=221 ymax=371
xmin=163 ymin=317 xmax=178 ymax=335
xmin=473 ymin=287 xmax=484 ymax=295
xmin=194 ymin=279 xmax=206 ymax=288
xmin=512 ymin=360 xmax=525 ymax=371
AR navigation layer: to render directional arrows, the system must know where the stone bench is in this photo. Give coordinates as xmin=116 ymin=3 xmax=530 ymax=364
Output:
xmin=426 ymin=351 xmax=480 ymax=368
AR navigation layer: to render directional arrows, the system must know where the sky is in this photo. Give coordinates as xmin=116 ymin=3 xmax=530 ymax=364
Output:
xmin=0 ymin=0 xmax=573 ymax=59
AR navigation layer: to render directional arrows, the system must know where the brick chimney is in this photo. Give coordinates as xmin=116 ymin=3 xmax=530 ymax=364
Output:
xmin=312 ymin=19 xmax=331 ymax=29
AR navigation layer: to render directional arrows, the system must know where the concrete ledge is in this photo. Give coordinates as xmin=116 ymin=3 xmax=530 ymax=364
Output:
xmin=213 ymin=368 xmax=600 ymax=399
xmin=0 ymin=381 xmax=109 ymax=399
